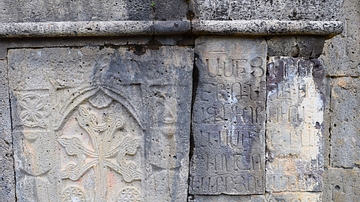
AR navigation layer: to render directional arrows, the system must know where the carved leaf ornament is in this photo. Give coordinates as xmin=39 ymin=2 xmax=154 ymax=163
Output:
xmin=58 ymin=89 xmax=142 ymax=183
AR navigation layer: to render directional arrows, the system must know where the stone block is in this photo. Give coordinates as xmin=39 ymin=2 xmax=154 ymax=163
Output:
xmin=0 ymin=0 xmax=151 ymax=22
xmin=8 ymin=46 xmax=193 ymax=202
xmin=324 ymin=168 xmax=360 ymax=202
xmin=190 ymin=192 xmax=322 ymax=202
xmin=266 ymin=57 xmax=325 ymax=192
xmin=190 ymin=37 xmax=267 ymax=195
xmin=330 ymin=77 xmax=360 ymax=168
xmin=191 ymin=0 xmax=343 ymax=21
xmin=0 ymin=60 xmax=15 ymax=202
xmin=0 ymin=0 xmax=190 ymax=23
xmin=267 ymin=36 xmax=325 ymax=58
xmin=320 ymin=0 xmax=360 ymax=76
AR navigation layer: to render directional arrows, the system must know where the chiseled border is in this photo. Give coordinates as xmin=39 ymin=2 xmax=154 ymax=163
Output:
xmin=0 ymin=20 xmax=342 ymax=38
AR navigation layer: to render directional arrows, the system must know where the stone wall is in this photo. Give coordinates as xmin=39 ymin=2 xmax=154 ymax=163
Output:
xmin=320 ymin=0 xmax=360 ymax=201
xmin=0 ymin=0 xmax=358 ymax=201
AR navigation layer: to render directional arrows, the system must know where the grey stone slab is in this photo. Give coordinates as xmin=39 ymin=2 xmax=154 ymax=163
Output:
xmin=190 ymin=37 xmax=267 ymax=195
xmin=320 ymin=0 xmax=360 ymax=76
xmin=0 ymin=20 xmax=343 ymax=39
xmin=8 ymin=46 xmax=193 ymax=202
xmin=192 ymin=20 xmax=343 ymax=37
xmin=330 ymin=77 xmax=360 ymax=168
xmin=190 ymin=192 xmax=322 ymax=202
xmin=191 ymin=0 xmax=343 ymax=21
xmin=0 ymin=60 xmax=15 ymax=202
xmin=0 ymin=0 xmax=152 ymax=22
xmin=266 ymin=57 xmax=325 ymax=192
xmin=267 ymin=36 xmax=325 ymax=58
xmin=152 ymin=0 xmax=189 ymax=21
xmin=0 ymin=0 xmax=190 ymax=23
xmin=324 ymin=168 xmax=360 ymax=202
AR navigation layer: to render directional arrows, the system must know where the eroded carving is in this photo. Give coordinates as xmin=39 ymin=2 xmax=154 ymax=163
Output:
xmin=18 ymin=93 xmax=47 ymax=128
xmin=61 ymin=186 xmax=86 ymax=202
xmin=59 ymin=102 xmax=141 ymax=182
xmin=117 ymin=187 xmax=141 ymax=202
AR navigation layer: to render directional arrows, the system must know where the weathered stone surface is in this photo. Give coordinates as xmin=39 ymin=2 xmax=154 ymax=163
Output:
xmin=267 ymin=36 xmax=325 ymax=58
xmin=0 ymin=0 xmax=189 ymax=22
xmin=266 ymin=57 xmax=325 ymax=192
xmin=0 ymin=60 xmax=15 ymax=202
xmin=330 ymin=77 xmax=360 ymax=168
xmin=0 ymin=0 xmax=150 ymax=22
xmin=191 ymin=0 xmax=343 ymax=21
xmin=0 ymin=20 xmax=342 ymax=39
xmin=320 ymin=0 xmax=360 ymax=76
xmin=190 ymin=37 xmax=267 ymax=195
xmin=9 ymin=46 xmax=193 ymax=201
xmin=189 ymin=192 xmax=321 ymax=202
xmin=192 ymin=20 xmax=343 ymax=37
xmin=324 ymin=168 xmax=360 ymax=202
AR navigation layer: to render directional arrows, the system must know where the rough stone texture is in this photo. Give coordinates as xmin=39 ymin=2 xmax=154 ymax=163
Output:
xmin=0 ymin=0 xmax=189 ymax=22
xmin=320 ymin=0 xmax=360 ymax=201
xmin=0 ymin=21 xmax=193 ymax=38
xmin=330 ymin=77 xmax=360 ymax=168
xmin=192 ymin=20 xmax=343 ymax=37
xmin=8 ymin=46 xmax=193 ymax=202
xmin=190 ymin=192 xmax=321 ymax=202
xmin=320 ymin=0 xmax=360 ymax=76
xmin=191 ymin=0 xmax=343 ymax=21
xmin=190 ymin=37 xmax=267 ymax=195
xmin=0 ymin=60 xmax=15 ymax=202
xmin=324 ymin=168 xmax=360 ymax=202
xmin=266 ymin=57 xmax=325 ymax=192
xmin=267 ymin=36 xmax=325 ymax=58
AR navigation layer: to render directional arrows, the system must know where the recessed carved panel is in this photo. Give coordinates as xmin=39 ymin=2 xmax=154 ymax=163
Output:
xmin=190 ymin=37 xmax=266 ymax=195
xmin=9 ymin=46 xmax=193 ymax=201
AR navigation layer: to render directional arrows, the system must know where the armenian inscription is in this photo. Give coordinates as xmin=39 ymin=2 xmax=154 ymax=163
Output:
xmin=266 ymin=57 xmax=324 ymax=192
xmin=190 ymin=37 xmax=266 ymax=195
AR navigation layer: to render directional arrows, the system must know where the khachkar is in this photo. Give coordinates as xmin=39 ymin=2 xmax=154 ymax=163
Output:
xmin=0 ymin=19 xmax=342 ymax=202
xmin=8 ymin=46 xmax=193 ymax=202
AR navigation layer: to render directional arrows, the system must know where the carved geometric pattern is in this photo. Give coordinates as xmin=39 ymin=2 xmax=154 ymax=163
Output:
xmin=18 ymin=93 xmax=47 ymax=128
xmin=58 ymin=103 xmax=141 ymax=182
xmin=117 ymin=188 xmax=141 ymax=202
xmin=61 ymin=186 xmax=86 ymax=202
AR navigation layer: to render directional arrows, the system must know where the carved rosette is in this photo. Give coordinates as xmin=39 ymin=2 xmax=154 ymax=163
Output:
xmin=117 ymin=188 xmax=141 ymax=202
xmin=18 ymin=93 xmax=48 ymax=128
xmin=61 ymin=186 xmax=86 ymax=202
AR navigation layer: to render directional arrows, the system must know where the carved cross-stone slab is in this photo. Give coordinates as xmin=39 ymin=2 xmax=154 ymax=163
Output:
xmin=190 ymin=37 xmax=267 ymax=195
xmin=9 ymin=46 xmax=193 ymax=202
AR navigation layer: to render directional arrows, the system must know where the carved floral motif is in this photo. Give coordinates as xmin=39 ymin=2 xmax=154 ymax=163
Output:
xmin=58 ymin=104 xmax=141 ymax=182
xmin=61 ymin=186 xmax=86 ymax=202
xmin=117 ymin=188 xmax=141 ymax=202
xmin=18 ymin=94 xmax=47 ymax=128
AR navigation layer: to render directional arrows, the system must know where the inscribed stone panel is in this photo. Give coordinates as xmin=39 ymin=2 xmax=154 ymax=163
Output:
xmin=189 ymin=192 xmax=321 ymax=201
xmin=8 ymin=46 xmax=193 ymax=202
xmin=190 ymin=37 xmax=267 ymax=195
xmin=330 ymin=77 xmax=360 ymax=168
xmin=0 ymin=60 xmax=15 ymax=202
xmin=266 ymin=57 xmax=325 ymax=192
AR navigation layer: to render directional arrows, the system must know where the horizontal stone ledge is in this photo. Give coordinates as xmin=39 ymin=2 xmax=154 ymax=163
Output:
xmin=0 ymin=20 xmax=342 ymax=38
xmin=192 ymin=20 xmax=343 ymax=37
xmin=0 ymin=21 xmax=191 ymax=38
